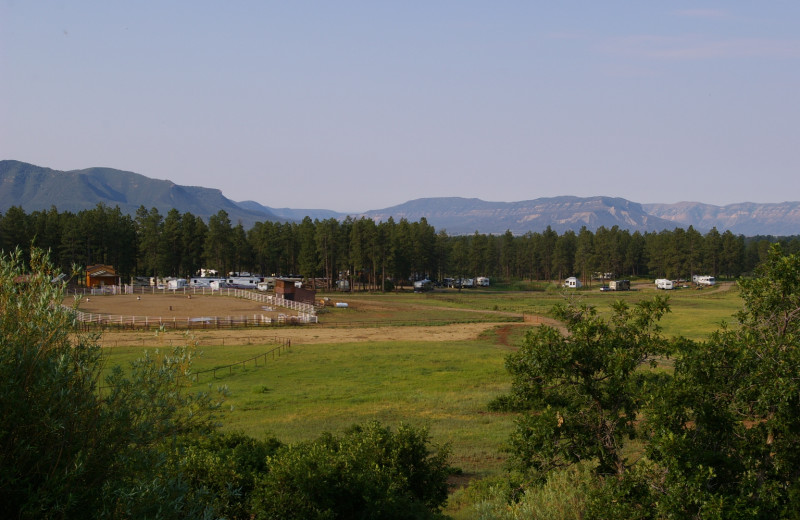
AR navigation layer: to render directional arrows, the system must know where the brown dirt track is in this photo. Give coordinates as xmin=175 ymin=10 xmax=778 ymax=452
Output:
xmin=94 ymin=322 xmax=508 ymax=348
xmin=75 ymin=293 xmax=299 ymax=321
xmin=78 ymin=293 xmax=557 ymax=348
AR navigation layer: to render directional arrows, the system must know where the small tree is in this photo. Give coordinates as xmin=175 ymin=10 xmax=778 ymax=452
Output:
xmin=0 ymin=248 xmax=222 ymax=519
xmin=492 ymin=296 xmax=672 ymax=480
xmin=641 ymin=244 xmax=800 ymax=518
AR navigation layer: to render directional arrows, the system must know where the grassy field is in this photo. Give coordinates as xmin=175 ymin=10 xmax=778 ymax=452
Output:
xmin=99 ymin=282 xmax=744 ymax=485
xmin=102 ymin=332 xmax=518 ymax=478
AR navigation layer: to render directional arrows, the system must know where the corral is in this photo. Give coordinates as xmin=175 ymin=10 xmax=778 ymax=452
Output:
xmin=73 ymin=291 xmax=309 ymax=329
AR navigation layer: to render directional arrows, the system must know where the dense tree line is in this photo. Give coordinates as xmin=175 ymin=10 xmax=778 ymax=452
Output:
xmin=1 ymin=204 xmax=799 ymax=286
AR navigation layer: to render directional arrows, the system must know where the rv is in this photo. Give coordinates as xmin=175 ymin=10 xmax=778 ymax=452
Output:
xmin=226 ymin=275 xmax=264 ymax=289
xmin=692 ymin=275 xmax=716 ymax=286
xmin=564 ymin=277 xmax=582 ymax=289
xmin=609 ymin=279 xmax=630 ymax=291
xmin=655 ymin=279 xmax=674 ymax=290
xmin=167 ymin=278 xmax=187 ymax=290
xmin=476 ymin=276 xmax=490 ymax=287
xmin=189 ymin=277 xmax=223 ymax=288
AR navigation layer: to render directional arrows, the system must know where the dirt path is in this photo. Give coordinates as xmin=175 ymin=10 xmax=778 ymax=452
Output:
xmin=95 ymin=322 xmax=519 ymax=347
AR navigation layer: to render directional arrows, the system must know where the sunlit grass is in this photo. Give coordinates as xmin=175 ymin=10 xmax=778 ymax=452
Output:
xmin=102 ymin=337 xmax=517 ymax=477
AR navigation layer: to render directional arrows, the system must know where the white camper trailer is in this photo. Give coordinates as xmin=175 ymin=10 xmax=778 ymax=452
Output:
xmin=167 ymin=278 xmax=187 ymax=290
xmin=692 ymin=275 xmax=716 ymax=286
xmin=564 ymin=277 xmax=582 ymax=289
xmin=476 ymin=276 xmax=490 ymax=287
xmin=655 ymin=278 xmax=674 ymax=290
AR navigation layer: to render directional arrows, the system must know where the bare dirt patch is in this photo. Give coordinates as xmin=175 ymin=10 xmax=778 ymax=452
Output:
xmin=74 ymin=293 xmax=298 ymax=321
xmin=95 ymin=322 xmax=510 ymax=348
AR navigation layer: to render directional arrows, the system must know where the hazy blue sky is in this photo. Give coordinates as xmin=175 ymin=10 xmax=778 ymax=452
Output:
xmin=2 ymin=2 xmax=799 ymax=211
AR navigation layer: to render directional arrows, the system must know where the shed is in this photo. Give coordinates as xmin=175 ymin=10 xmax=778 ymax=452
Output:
xmin=86 ymin=264 xmax=120 ymax=288
xmin=275 ymin=278 xmax=317 ymax=305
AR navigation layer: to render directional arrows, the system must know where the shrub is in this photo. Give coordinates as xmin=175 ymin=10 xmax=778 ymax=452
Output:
xmin=250 ymin=421 xmax=452 ymax=519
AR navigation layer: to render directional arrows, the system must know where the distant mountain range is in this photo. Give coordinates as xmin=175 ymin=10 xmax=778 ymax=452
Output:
xmin=2 ymin=160 xmax=799 ymax=236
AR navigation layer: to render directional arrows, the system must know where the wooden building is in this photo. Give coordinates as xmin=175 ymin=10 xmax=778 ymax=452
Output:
xmin=86 ymin=264 xmax=120 ymax=288
xmin=275 ymin=279 xmax=316 ymax=305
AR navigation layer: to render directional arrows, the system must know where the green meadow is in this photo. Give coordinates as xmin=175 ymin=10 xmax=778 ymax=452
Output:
xmin=101 ymin=282 xmax=743 ymax=480
xmin=103 ymin=336 xmax=516 ymax=477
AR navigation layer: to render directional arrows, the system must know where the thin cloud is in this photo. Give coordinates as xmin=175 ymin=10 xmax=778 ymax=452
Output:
xmin=601 ymin=35 xmax=800 ymax=60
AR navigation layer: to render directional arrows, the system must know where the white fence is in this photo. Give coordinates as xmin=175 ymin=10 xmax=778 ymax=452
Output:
xmin=68 ymin=285 xmax=318 ymax=329
xmin=72 ymin=285 xmax=317 ymax=314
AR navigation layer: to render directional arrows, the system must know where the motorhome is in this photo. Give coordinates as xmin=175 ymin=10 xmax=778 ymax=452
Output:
xmin=189 ymin=277 xmax=223 ymax=288
xmin=692 ymin=275 xmax=716 ymax=286
xmin=564 ymin=277 xmax=582 ymax=289
xmin=225 ymin=275 xmax=264 ymax=289
xmin=476 ymin=276 xmax=490 ymax=287
xmin=655 ymin=278 xmax=674 ymax=290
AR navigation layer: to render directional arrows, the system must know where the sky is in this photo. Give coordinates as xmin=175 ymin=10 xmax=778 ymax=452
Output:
xmin=2 ymin=2 xmax=799 ymax=212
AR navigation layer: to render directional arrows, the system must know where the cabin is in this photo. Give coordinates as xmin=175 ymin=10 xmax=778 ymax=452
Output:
xmin=564 ymin=276 xmax=582 ymax=289
xmin=275 ymin=279 xmax=317 ymax=305
xmin=86 ymin=265 xmax=120 ymax=288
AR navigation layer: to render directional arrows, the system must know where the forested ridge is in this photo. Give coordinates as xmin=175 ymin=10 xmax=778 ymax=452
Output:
xmin=1 ymin=204 xmax=798 ymax=286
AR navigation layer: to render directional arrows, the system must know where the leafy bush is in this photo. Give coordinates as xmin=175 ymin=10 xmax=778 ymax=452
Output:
xmin=452 ymin=466 xmax=594 ymax=520
xmin=250 ymin=421 xmax=452 ymax=519
xmin=0 ymin=248 xmax=223 ymax=519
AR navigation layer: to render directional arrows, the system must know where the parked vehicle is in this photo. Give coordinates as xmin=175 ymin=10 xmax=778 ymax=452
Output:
xmin=609 ymin=279 xmax=630 ymax=291
xmin=564 ymin=277 xmax=582 ymax=288
xmin=655 ymin=278 xmax=674 ymax=290
xmin=413 ymin=279 xmax=433 ymax=292
xmin=692 ymin=275 xmax=716 ymax=286
xmin=167 ymin=278 xmax=187 ymax=290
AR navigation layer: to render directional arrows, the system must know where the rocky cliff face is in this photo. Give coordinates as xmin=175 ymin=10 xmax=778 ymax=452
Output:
xmin=360 ymin=196 xmax=676 ymax=234
xmin=643 ymin=201 xmax=800 ymax=236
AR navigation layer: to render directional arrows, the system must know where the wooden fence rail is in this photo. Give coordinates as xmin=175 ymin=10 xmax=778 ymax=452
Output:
xmin=101 ymin=335 xmax=293 ymax=348
xmin=68 ymin=308 xmax=315 ymax=331
xmin=98 ymin=338 xmax=292 ymax=392
xmin=193 ymin=339 xmax=291 ymax=383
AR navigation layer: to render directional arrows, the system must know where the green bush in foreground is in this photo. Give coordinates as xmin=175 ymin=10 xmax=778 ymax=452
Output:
xmin=251 ymin=421 xmax=452 ymax=520
xmin=0 ymin=248 xmax=224 ymax=519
